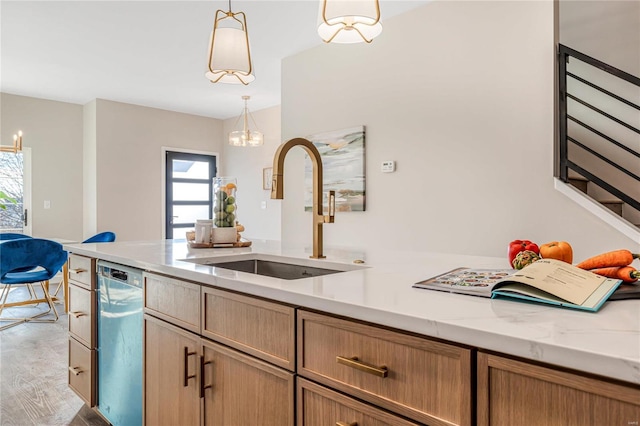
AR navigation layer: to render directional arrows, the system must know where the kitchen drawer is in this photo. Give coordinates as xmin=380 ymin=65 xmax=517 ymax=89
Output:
xmin=202 ymin=287 xmax=295 ymax=370
xmin=68 ymin=337 xmax=96 ymax=407
xmin=477 ymin=352 xmax=640 ymax=426
xmin=144 ymin=272 xmax=200 ymax=333
xmin=68 ymin=283 xmax=95 ymax=348
xmin=68 ymin=254 xmax=95 ymax=290
xmin=298 ymin=378 xmax=420 ymax=426
xmin=298 ymin=310 xmax=472 ymax=426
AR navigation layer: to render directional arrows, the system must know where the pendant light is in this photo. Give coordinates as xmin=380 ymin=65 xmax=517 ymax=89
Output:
xmin=205 ymin=0 xmax=255 ymax=85
xmin=318 ymin=0 xmax=382 ymax=44
xmin=0 ymin=131 xmax=23 ymax=154
xmin=229 ymin=96 xmax=263 ymax=147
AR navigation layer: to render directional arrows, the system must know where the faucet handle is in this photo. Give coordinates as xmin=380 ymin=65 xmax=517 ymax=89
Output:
xmin=324 ymin=190 xmax=335 ymax=223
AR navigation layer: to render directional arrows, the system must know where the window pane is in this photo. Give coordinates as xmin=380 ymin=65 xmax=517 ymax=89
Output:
xmin=0 ymin=152 xmax=24 ymax=232
xmin=172 ymin=205 xmax=209 ymax=224
xmin=173 ymin=183 xmax=209 ymax=201
xmin=172 ymin=160 xmax=209 ymax=179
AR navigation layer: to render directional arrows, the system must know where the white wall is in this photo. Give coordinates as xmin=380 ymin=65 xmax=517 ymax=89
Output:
xmin=83 ymin=100 xmax=97 ymax=239
xmin=1 ymin=93 xmax=84 ymax=240
xmin=559 ymin=0 xmax=640 ymax=76
xmin=222 ymin=105 xmax=282 ymax=241
xmin=94 ymin=99 xmax=223 ymax=241
xmin=280 ymin=1 xmax=640 ymax=261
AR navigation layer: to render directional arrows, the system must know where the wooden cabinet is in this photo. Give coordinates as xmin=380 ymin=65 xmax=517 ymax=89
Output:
xmin=298 ymin=378 xmax=420 ymax=426
xmin=67 ymin=254 xmax=97 ymax=407
xmin=68 ymin=283 xmax=95 ymax=348
xmin=201 ymin=287 xmax=295 ymax=370
xmin=67 ymin=254 xmax=95 ymax=290
xmin=68 ymin=336 xmax=96 ymax=406
xmin=297 ymin=310 xmax=473 ymax=426
xmin=477 ymin=352 xmax=640 ymax=426
xmin=144 ymin=315 xmax=200 ymax=426
xmin=201 ymin=339 xmax=294 ymax=426
xmin=104 ymin=261 xmax=640 ymax=426
xmin=144 ymin=278 xmax=295 ymax=426
xmin=144 ymin=272 xmax=200 ymax=333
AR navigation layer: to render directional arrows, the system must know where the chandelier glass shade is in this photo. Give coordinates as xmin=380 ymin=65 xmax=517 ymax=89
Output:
xmin=206 ymin=4 xmax=255 ymax=85
xmin=229 ymin=96 xmax=263 ymax=147
xmin=318 ymin=0 xmax=382 ymax=44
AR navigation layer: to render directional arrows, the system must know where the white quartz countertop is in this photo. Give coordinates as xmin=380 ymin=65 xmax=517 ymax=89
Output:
xmin=64 ymin=239 xmax=640 ymax=386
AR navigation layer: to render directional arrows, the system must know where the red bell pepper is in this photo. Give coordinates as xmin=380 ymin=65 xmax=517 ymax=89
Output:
xmin=508 ymin=240 xmax=540 ymax=265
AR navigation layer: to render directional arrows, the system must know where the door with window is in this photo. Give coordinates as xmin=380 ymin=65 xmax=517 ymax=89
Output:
xmin=165 ymin=151 xmax=216 ymax=239
xmin=0 ymin=148 xmax=31 ymax=235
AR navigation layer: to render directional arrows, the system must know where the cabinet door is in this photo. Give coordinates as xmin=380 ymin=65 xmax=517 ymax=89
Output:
xmin=477 ymin=352 xmax=640 ymax=426
xmin=201 ymin=339 xmax=294 ymax=426
xmin=298 ymin=378 xmax=421 ymax=426
xmin=144 ymin=315 xmax=200 ymax=426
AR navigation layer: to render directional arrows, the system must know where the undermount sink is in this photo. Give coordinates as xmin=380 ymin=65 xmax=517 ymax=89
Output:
xmin=181 ymin=254 xmax=364 ymax=280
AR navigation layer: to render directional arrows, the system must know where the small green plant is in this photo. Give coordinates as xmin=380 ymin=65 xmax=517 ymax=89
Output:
xmin=0 ymin=190 xmax=16 ymax=210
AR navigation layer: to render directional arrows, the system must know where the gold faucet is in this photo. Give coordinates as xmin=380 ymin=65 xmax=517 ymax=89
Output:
xmin=271 ymin=138 xmax=335 ymax=259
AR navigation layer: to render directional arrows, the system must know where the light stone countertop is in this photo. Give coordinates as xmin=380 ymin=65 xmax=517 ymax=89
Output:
xmin=64 ymin=238 xmax=640 ymax=386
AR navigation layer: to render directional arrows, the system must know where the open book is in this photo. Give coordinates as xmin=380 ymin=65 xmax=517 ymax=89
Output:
xmin=413 ymin=258 xmax=622 ymax=312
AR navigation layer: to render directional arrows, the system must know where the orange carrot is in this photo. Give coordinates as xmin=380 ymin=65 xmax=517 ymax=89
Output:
xmin=576 ymin=249 xmax=639 ymax=270
xmin=589 ymin=266 xmax=640 ymax=283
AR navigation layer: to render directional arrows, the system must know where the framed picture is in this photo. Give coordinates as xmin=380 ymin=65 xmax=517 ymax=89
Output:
xmin=263 ymin=167 xmax=273 ymax=190
xmin=304 ymin=125 xmax=366 ymax=212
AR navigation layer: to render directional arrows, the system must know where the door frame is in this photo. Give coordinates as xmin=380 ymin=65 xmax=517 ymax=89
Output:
xmin=22 ymin=147 xmax=32 ymax=235
xmin=161 ymin=147 xmax=220 ymax=239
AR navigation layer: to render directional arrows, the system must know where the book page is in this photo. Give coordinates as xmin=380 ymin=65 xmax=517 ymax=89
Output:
xmin=414 ymin=267 xmax=512 ymax=297
xmin=506 ymin=259 xmax=606 ymax=305
xmin=495 ymin=278 xmax=619 ymax=309
xmin=493 ymin=283 xmax=565 ymax=303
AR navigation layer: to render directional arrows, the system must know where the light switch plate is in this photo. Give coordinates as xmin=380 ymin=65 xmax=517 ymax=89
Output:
xmin=44 ymin=200 xmax=51 ymax=209
xmin=381 ymin=161 xmax=395 ymax=173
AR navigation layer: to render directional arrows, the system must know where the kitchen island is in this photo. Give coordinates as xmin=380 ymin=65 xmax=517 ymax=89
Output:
xmin=65 ymin=239 xmax=640 ymax=426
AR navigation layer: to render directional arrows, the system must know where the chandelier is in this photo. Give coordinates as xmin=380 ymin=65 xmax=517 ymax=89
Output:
xmin=228 ymin=96 xmax=263 ymax=147
xmin=0 ymin=131 xmax=23 ymax=153
xmin=318 ymin=0 xmax=382 ymax=44
xmin=205 ymin=0 xmax=255 ymax=85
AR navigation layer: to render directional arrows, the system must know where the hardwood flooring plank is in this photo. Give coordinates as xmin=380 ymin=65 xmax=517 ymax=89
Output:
xmin=1 ymin=288 xmax=107 ymax=426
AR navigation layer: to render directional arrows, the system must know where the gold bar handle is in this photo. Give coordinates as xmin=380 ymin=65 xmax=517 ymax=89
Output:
xmin=69 ymin=268 xmax=86 ymax=274
xmin=68 ymin=366 xmax=83 ymax=376
xmin=324 ymin=190 xmax=335 ymax=223
xmin=336 ymin=422 xmax=357 ymax=426
xmin=69 ymin=311 xmax=86 ymax=318
xmin=336 ymin=356 xmax=388 ymax=378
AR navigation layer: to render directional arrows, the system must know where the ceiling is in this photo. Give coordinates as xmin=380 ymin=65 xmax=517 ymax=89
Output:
xmin=1 ymin=1 xmax=428 ymax=120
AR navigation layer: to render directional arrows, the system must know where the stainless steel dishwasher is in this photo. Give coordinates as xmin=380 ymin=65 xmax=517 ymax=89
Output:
xmin=97 ymin=261 xmax=143 ymax=426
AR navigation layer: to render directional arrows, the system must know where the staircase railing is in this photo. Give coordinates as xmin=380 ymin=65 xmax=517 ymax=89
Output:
xmin=558 ymin=44 xmax=640 ymax=213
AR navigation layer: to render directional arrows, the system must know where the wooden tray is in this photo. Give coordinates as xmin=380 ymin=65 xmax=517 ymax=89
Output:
xmin=187 ymin=238 xmax=252 ymax=249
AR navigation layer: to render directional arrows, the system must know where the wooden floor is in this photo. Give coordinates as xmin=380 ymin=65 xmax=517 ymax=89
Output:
xmin=0 ymin=286 xmax=108 ymax=425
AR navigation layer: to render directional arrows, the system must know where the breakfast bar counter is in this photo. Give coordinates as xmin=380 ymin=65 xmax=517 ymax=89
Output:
xmin=64 ymin=238 xmax=640 ymax=387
